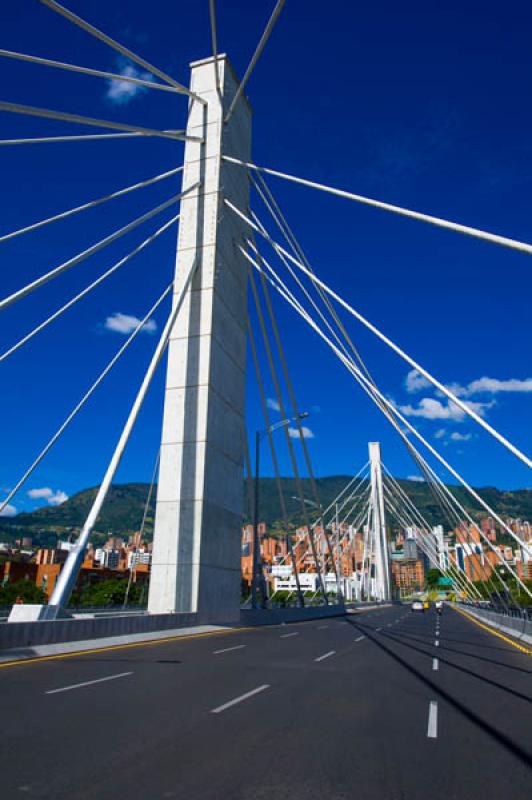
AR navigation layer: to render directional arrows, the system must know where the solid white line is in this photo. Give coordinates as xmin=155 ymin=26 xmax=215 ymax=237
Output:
xmin=317 ymin=625 xmax=329 ymax=629
xmin=211 ymin=684 xmax=270 ymax=714
xmin=433 ymin=658 xmax=439 ymax=671
xmin=213 ymin=644 xmax=246 ymax=654
xmin=280 ymin=632 xmax=299 ymax=639
xmin=375 ymin=627 xmax=382 ymax=632
xmin=46 ymin=671 xmax=133 ymax=694
xmin=427 ymin=701 xmax=438 ymax=738
xmin=314 ymin=650 xmax=336 ymax=662
xmin=355 ymin=635 xmax=365 ymax=642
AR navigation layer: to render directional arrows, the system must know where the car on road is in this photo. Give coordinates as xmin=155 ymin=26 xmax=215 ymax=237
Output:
xmin=411 ymin=600 xmax=424 ymax=612
xmin=423 ymin=600 xmax=430 ymax=610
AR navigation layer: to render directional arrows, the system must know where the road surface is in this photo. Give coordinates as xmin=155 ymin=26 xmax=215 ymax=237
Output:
xmin=1 ymin=604 xmax=530 ymax=798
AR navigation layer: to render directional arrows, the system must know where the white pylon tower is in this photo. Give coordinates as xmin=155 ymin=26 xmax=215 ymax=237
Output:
xmin=368 ymin=442 xmax=391 ymax=601
xmin=148 ymin=56 xmax=252 ymax=621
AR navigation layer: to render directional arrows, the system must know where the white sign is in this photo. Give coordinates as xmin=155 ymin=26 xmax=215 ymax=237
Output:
xmin=271 ymin=565 xmax=292 ymax=578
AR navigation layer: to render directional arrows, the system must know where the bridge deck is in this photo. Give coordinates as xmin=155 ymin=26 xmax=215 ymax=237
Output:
xmin=0 ymin=605 xmax=530 ymax=799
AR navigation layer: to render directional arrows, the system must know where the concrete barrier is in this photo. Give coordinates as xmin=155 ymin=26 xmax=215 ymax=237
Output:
xmin=0 ymin=611 xmax=200 ymax=652
xmin=456 ymin=604 xmax=532 ymax=646
xmin=241 ymin=603 xmax=345 ymax=626
xmin=0 ymin=603 xmax=348 ymax=658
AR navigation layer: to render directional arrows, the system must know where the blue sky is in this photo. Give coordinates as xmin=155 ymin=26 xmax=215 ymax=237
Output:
xmin=1 ymin=0 xmax=531 ymax=516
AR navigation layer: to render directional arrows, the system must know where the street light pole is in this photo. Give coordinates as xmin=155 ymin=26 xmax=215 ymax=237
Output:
xmin=252 ymin=429 xmax=262 ymax=609
xmin=335 ymin=501 xmax=343 ymax=602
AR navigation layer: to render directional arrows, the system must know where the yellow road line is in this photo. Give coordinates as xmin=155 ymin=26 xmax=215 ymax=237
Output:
xmin=452 ymin=605 xmax=532 ymax=656
xmin=0 ymin=625 xmax=252 ymax=669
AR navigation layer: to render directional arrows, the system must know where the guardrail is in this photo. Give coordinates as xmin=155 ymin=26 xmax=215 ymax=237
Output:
xmin=456 ymin=601 xmax=532 ymax=646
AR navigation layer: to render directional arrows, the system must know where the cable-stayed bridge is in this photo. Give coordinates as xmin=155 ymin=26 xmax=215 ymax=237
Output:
xmin=0 ymin=2 xmax=531 ymax=798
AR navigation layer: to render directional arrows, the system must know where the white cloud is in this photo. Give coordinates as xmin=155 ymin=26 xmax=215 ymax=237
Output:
xmin=436 ymin=376 xmax=532 ymax=398
xmin=27 ymin=487 xmax=54 ymax=499
xmin=399 ymin=397 xmax=465 ymax=421
xmin=48 ymin=490 xmax=69 ymax=506
xmin=466 ymin=377 xmax=532 ymax=395
xmin=288 ymin=425 xmax=314 ymax=439
xmin=449 ymin=432 xmax=472 ymax=442
xmin=434 ymin=428 xmax=446 ymax=439
xmin=407 ymin=475 xmax=425 ymax=482
xmin=27 ymin=487 xmax=69 ymax=506
xmin=405 ymin=369 xmax=431 ymax=394
xmin=106 ymin=61 xmax=153 ymax=105
xmin=104 ymin=312 xmax=157 ymax=335
xmin=266 ymin=398 xmax=280 ymax=412
xmin=0 ymin=503 xmax=16 ymax=517
xmin=399 ymin=397 xmax=494 ymax=422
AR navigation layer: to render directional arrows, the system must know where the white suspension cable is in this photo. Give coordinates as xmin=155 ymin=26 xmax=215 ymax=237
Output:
xmin=39 ymin=0 xmax=205 ymax=104
xmin=0 ymin=213 xmax=179 ymax=363
xmin=251 ymin=172 xmax=374 ymax=391
xmin=0 ymin=131 xmax=185 ymax=146
xmin=317 ymin=462 xmax=369 ymax=522
xmin=226 ymin=199 xmax=532 ymax=469
xmin=244 ymin=237 xmax=526 ymax=575
xmin=238 ymin=241 xmax=532 ymax=598
xmin=0 ymin=101 xmax=200 ymax=143
xmin=48 ymin=256 xmax=199 ymax=608
xmin=0 ymin=165 xmax=183 ymax=244
xmin=0 ymin=283 xmax=172 ymax=516
xmin=382 ymin=478 xmax=480 ymax=599
xmin=324 ymin=475 xmax=369 ymax=529
xmin=385 ymin=461 xmax=525 ymax=604
xmin=339 ymin=483 xmax=372 ymax=529
xmin=249 ymin=173 xmax=483 ymax=562
xmin=208 ymin=0 xmax=221 ymax=94
xmin=0 ymin=183 xmax=198 ymax=311
xmin=248 ymin=268 xmax=329 ymax=597
xmin=383 ymin=470 xmax=506 ymax=602
xmin=224 ymin=156 xmax=532 ymax=257
xmin=224 ymin=0 xmax=286 ymax=123
xmin=247 ymin=222 xmax=358 ymax=393
xmin=0 ymin=49 xmax=182 ymax=94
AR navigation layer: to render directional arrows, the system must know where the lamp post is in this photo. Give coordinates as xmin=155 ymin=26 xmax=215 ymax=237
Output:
xmin=252 ymin=412 xmax=309 ymax=609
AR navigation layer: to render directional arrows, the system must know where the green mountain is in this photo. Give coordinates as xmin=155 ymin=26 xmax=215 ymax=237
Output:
xmin=1 ymin=478 xmax=531 ymax=548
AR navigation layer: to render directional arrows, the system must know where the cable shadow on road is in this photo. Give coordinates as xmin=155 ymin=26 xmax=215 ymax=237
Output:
xmin=345 ymin=618 xmax=532 ymax=770
xmin=378 ymin=629 xmax=532 ymax=704
xmin=359 ymin=622 xmax=531 ymax=674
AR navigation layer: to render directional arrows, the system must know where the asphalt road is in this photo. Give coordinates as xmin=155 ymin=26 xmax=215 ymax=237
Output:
xmin=1 ymin=604 xmax=530 ymax=799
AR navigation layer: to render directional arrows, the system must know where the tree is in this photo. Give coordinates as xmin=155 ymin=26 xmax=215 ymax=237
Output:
xmin=426 ymin=568 xmax=442 ymax=588
xmin=0 ymin=580 xmax=47 ymax=606
xmin=75 ymin=578 xmax=143 ymax=607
